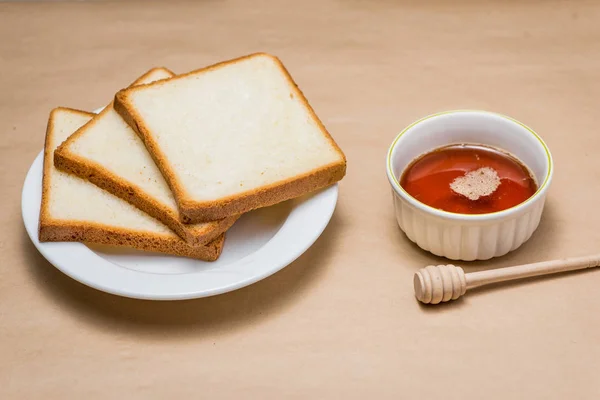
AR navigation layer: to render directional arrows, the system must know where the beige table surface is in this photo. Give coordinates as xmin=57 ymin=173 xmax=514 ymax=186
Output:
xmin=2 ymin=0 xmax=600 ymax=398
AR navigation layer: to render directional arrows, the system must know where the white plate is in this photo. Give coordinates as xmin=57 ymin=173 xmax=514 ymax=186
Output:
xmin=22 ymin=150 xmax=338 ymax=300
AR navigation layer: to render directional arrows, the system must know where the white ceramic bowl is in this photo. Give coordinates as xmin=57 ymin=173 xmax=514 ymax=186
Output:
xmin=386 ymin=110 xmax=553 ymax=261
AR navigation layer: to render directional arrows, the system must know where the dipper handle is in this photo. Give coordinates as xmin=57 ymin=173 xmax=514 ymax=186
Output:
xmin=414 ymin=255 xmax=600 ymax=304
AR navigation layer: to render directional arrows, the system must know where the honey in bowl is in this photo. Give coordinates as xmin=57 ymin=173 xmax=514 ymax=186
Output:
xmin=399 ymin=144 xmax=537 ymax=214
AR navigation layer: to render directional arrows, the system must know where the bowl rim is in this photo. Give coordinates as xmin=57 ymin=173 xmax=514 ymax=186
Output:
xmin=386 ymin=109 xmax=554 ymax=222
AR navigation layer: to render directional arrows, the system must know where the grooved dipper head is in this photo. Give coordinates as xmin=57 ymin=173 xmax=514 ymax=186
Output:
xmin=414 ymin=264 xmax=467 ymax=304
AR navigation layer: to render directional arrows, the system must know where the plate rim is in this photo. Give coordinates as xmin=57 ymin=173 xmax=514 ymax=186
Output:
xmin=22 ymin=149 xmax=339 ymax=300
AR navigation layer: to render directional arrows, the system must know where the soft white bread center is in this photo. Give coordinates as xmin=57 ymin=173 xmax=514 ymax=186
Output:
xmin=68 ymin=108 xmax=178 ymax=209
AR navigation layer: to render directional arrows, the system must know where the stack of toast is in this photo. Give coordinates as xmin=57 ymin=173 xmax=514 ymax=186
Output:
xmin=39 ymin=53 xmax=346 ymax=261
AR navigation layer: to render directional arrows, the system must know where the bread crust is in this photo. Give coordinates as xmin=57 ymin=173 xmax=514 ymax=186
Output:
xmin=180 ymin=161 xmax=346 ymax=222
xmin=39 ymin=221 xmax=225 ymax=261
xmin=54 ymin=68 xmax=239 ymax=243
xmin=114 ymin=53 xmax=347 ymax=223
xmin=39 ymin=107 xmax=225 ymax=261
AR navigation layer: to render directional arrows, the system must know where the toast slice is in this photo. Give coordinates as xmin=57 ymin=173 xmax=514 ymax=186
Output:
xmin=114 ymin=53 xmax=346 ymax=223
xmin=39 ymin=107 xmax=224 ymax=261
xmin=54 ymin=67 xmax=238 ymax=246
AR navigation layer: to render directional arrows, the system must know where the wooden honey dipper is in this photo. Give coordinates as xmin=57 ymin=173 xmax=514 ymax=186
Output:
xmin=414 ymin=254 xmax=600 ymax=304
